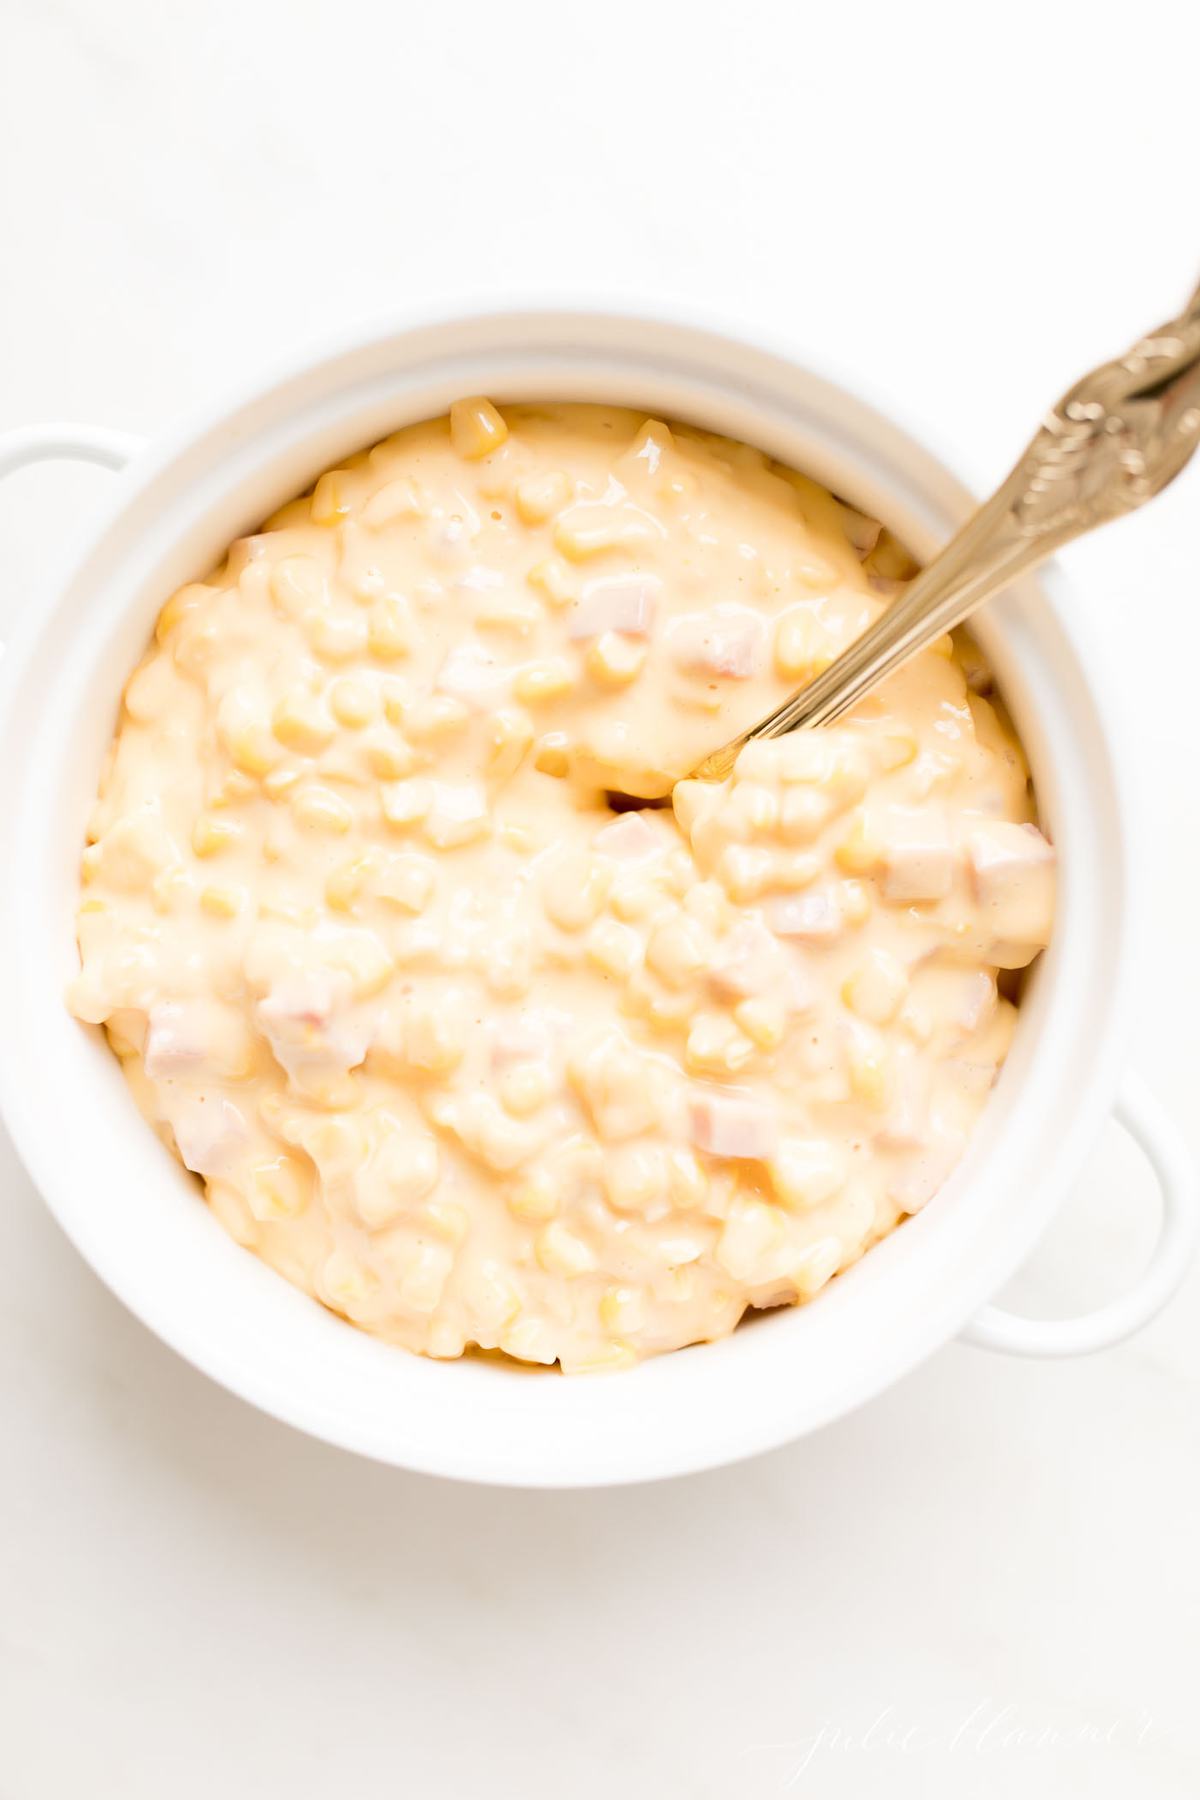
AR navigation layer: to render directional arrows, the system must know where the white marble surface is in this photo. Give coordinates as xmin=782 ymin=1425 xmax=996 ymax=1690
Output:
xmin=2 ymin=3 xmax=1198 ymax=1795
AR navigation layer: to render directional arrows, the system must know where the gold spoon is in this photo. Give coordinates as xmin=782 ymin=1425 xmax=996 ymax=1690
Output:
xmin=683 ymin=278 xmax=1200 ymax=787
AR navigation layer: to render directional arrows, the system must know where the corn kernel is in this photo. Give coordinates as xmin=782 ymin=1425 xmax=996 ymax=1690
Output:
xmin=514 ymin=658 xmax=575 ymax=705
xmin=362 ymin=476 xmax=421 ymax=530
xmin=463 ymin=1261 xmax=521 ymax=1331
xmin=484 ymin=706 xmax=534 ymax=780
xmin=834 ymin=812 xmax=881 ymax=875
xmin=309 ymin=609 xmax=369 ymax=664
xmin=536 ymin=1220 xmax=596 ymax=1276
xmin=248 ymin=1155 xmax=309 ymax=1221
xmin=396 ymin=1242 xmax=450 ymax=1314
xmin=769 ymin=1140 xmax=847 ymax=1211
xmin=497 ymin=1061 xmax=553 ymax=1117
xmin=421 ymin=1199 xmax=470 ymax=1246
xmin=376 ymin=853 xmax=435 ymax=913
xmin=794 ymin=1235 xmax=844 ymax=1298
xmin=774 ymin=851 xmax=822 ymax=890
xmin=449 ymin=397 xmax=509 ymax=460
xmin=715 ymin=1198 xmax=786 ymax=1281
xmin=199 ymin=884 xmax=243 ymax=918
xmin=715 ymin=844 xmax=774 ymax=904
xmin=560 ymin=1340 xmax=638 ymax=1374
xmin=404 ymin=992 xmax=466 ymax=1074
xmin=474 ymin=591 xmax=542 ymax=635
xmin=428 ymin=1319 xmax=467 ymax=1360
xmin=542 ymin=851 xmax=609 ymax=931
xmin=328 ymin=677 xmax=377 ymax=729
xmin=367 ymin=1133 xmax=439 ymax=1222
xmin=311 ymin=470 xmax=355 ymax=524
xmin=587 ymin=918 xmax=642 ymax=979
xmin=207 ymin=770 xmax=257 ymax=809
xmin=325 ymin=850 xmax=383 ymax=912
xmin=500 ymin=1317 xmax=558 ymax=1365
xmin=685 ymin=1012 xmax=756 ymax=1076
xmin=609 ymin=875 xmax=658 ymax=922
xmin=848 ymin=1037 xmax=892 ymax=1108
xmin=405 ymin=695 xmax=470 ymax=742
xmin=553 ymin=504 xmax=656 ymax=561
xmin=423 ymin=782 xmax=489 ymax=850
xmin=586 ymin=631 xmax=647 ymax=687
xmin=291 ymin=785 xmax=354 ymax=834
xmin=881 ymin=731 xmax=918 ymax=771
xmin=840 ymin=879 xmax=872 ymax=925
xmin=191 ymin=814 xmax=240 ymax=858
xmin=930 ymin=632 xmax=955 ymax=659
xmin=667 ymin=1146 xmax=708 ymax=1210
xmin=380 ymin=681 xmax=410 ymax=727
xmin=774 ymin=609 xmax=825 ymax=680
xmin=155 ymin=582 xmax=211 ymax=644
xmin=534 ymin=732 xmax=572 ymax=777
xmin=367 ymin=594 xmax=415 ymax=660
xmin=228 ymin=724 xmax=283 ymax=778
xmin=380 ymin=779 xmax=433 ymax=830
xmin=262 ymin=766 xmax=301 ymax=802
xmin=734 ymin=996 xmax=787 ymax=1049
xmin=151 ymin=866 xmax=191 ymax=914
xmin=842 ymin=948 xmax=908 ymax=1025
xmin=779 ymin=787 xmax=828 ymax=844
xmin=358 ymin=729 xmax=414 ymax=780
xmin=514 ymin=469 xmax=570 ymax=524
xmin=599 ymin=1285 xmax=647 ymax=1335
xmin=603 ymin=1142 xmax=667 ymax=1214
xmin=646 ymin=913 xmax=711 ymax=988
xmin=272 ymin=692 xmax=335 ymax=755
xmin=507 ymin=1168 xmax=560 ymax=1223
xmin=300 ymin=1114 xmax=370 ymax=1182
xmin=527 ymin=557 xmax=575 ymax=607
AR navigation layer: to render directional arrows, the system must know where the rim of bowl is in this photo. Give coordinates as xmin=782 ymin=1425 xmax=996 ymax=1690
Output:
xmin=0 ymin=299 xmax=1136 ymax=1485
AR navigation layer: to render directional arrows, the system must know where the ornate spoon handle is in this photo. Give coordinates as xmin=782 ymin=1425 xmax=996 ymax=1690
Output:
xmin=692 ymin=279 xmax=1200 ymax=783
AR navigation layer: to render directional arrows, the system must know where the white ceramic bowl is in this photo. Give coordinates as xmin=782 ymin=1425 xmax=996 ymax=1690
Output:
xmin=0 ymin=306 xmax=1195 ymax=1487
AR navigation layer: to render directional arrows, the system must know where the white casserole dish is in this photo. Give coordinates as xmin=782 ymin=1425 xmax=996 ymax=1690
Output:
xmin=0 ymin=306 xmax=1194 ymax=1487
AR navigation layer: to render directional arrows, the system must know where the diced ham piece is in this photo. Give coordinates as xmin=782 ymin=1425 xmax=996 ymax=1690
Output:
xmin=967 ymin=821 xmax=1055 ymax=895
xmin=593 ymin=811 xmax=661 ymax=859
xmin=708 ymin=919 xmax=785 ymax=1002
xmin=966 ymin=820 xmax=1056 ymax=946
xmin=144 ymin=1001 xmax=216 ymax=1080
xmin=688 ymin=1090 xmax=779 ymax=1160
xmin=567 ymin=574 xmax=660 ymax=641
xmin=886 ymin=1132 xmax=963 ymax=1215
xmin=957 ymin=970 xmax=997 ymax=1034
xmin=876 ymin=1053 xmax=930 ymax=1150
xmin=669 ymin=607 xmax=766 ymax=680
xmin=167 ymin=1094 xmax=250 ymax=1177
xmin=256 ymin=971 xmax=371 ymax=1082
xmin=436 ymin=643 xmax=508 ymax=707
xmin=880 ymin=808 xmax=956 ymax=903
xmin=766 ymin=891 xmax=842 ymax=942
xmin=835 ymin=502 xmax=883 ymax=558
xmin=783 ymin=958 xmax=818 ymax=1016
xmin=455 ymin=564 xmax=505 ymax=592
xmin=490 ymin=1012 xmax=557 ymax=1068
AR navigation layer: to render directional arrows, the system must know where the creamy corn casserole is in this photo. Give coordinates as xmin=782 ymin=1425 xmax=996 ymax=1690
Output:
xmin=69 ymin=402 xmax=1055 ymax=1372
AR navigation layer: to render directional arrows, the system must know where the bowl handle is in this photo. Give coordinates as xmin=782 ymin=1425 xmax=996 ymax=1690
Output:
xmin=0 ymin=424 xmax=146 ymax=654
xmin=962 ymin=1073 xmax=1197 ymax=1357
xmin=0 ymin=422 xmax=144 ymax=479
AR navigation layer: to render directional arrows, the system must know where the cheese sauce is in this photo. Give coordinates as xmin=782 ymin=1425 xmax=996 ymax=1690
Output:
xmin=69 ymin=402 xmax=1055 ymax=1372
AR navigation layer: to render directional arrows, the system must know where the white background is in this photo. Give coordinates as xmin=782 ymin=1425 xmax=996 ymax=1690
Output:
xmin=2 ymin=3 xmax=1198 ymax=1796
